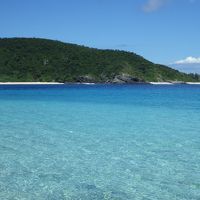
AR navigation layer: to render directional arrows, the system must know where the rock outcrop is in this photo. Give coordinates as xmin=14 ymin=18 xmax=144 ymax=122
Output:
xmin=112 ymin=74 xmax=144 ymax=84
xmin=75 ymin=75 xmax=95 ymax=83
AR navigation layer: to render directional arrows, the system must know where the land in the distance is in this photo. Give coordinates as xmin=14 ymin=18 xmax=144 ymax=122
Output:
xmin=0 ymin=82 xmax=200 ymax=85
xmin=0 ymin=38 xmax=199 ymax=83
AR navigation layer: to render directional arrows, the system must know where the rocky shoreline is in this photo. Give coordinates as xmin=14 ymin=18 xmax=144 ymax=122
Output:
xmin=0 ymin=74 xmax=200 ymax=85
xmin=66 ymin=74 xmax=200 ymax=85
xmin=73 ymin=74 xmax=145 ymax=84
xmin=0 ymin=82 xmax=199 ymax=85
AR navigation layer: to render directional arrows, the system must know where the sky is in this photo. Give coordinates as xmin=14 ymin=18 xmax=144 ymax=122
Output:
xmin=0 ymin=0 xmax=200 ymax=73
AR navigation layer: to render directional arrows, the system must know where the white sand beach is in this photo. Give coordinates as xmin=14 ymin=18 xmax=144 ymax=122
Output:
xmin=0 ymin=82 xmax=64 ymax=85
xmin=150 ymin=82 xmax=200 ymax=85
xmin=186 ymin=82 xmax=200 ymax=85
xmin=149 ymin=82 xmax=174 ymax=85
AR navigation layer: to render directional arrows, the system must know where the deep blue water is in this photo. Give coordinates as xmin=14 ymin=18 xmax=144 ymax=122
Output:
xmin=0 ymin=84 xmax=200 ymax=200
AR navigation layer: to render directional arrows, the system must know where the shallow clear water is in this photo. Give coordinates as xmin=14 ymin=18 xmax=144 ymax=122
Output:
xmin=0 ymin=84 xmax=199 ymax=200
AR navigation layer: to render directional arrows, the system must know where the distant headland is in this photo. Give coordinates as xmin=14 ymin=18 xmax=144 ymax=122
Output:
xmin=0 ymin=38 xmax=199 ymax=83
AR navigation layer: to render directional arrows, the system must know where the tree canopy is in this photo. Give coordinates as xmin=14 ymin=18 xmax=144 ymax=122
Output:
xmin=0 ymin=38 xmax=199 ymax=82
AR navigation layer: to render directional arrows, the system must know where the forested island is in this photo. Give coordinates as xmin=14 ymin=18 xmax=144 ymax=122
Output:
xmin=0 ymin=38 xmax=199 ymax=83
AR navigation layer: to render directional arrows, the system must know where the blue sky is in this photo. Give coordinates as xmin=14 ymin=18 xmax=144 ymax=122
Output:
xmin=0 ymin=0 xmax=200 ymax=72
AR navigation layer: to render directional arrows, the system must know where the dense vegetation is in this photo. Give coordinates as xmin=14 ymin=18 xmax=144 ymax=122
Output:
xmin=0 ymin=38 xmax=199 ymax=82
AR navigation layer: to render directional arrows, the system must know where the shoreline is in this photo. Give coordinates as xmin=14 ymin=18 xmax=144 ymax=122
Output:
xmin=148 ymin=82 xmax=200 ymax=85
xmin=0 ymin=82 xmax=200 ymax=85
xmin=149 ymin=82 xmax=173 ymax=85
xmin=185 ymin=82 xmax=200 ymax=85
xmin=0 ymin=82 xmax=64 ymax=85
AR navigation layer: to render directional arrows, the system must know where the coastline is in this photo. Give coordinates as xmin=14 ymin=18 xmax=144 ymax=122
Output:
xmin=0 ymin=81 xmax=200 ymax=85
xmin=150 ymin=82 xmax=200 ymax=85
xmin=0 ymin=82 xmax=64 ymax=85
xmin=149 ymin=82 xmax=173 ymax=85
xmin=185 ymin=82 xmax=200 ymax=85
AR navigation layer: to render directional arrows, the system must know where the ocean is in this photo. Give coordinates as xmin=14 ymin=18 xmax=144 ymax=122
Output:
xmin=0 ymin=84 xmax=199 ymax=200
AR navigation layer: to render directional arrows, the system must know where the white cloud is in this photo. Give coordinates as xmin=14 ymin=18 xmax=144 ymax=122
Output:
xmin=170 ymin=63 xmax=200 ymax=74
xmin=174 ymin=56 xmax=200 ymax=64
xmin=142 ymin=0 xmax=168 ymax=12
xmin=142 ymin=0 xmax=195 ymax=13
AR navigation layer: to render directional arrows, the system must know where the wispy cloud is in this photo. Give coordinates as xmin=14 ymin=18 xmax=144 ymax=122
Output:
xmin=142 ymin=0 xmax=168 ymax=12
xmin=142 ymin=0 xmax=196 ymax=13
xmin=173 ymin=56 xmax=200 ymax=64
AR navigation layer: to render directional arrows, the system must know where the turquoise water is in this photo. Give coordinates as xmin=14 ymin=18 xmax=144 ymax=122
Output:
xmin=0 ymin=84 xmax=199 ymax=200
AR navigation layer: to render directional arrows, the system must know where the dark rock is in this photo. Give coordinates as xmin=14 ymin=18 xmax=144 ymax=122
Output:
xmin=74 ymin=75 xmax=95 ymax=83
xmin=112 ymin=74 xmax=144 ymax=84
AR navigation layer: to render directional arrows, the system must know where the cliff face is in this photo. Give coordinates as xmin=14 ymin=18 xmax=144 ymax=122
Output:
xmin=0 ymin=38 xmax=199 ymax=83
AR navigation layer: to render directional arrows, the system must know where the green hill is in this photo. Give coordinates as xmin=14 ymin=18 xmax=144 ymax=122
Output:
xmin=0 ymin=38 xmax=199 ymax=83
